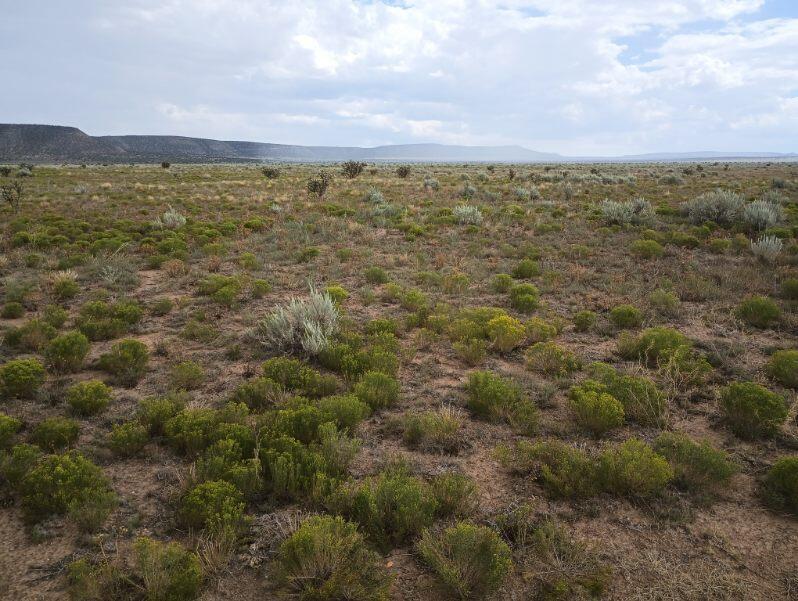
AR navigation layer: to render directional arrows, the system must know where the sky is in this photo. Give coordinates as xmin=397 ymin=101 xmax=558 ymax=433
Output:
xmin=1 ymin=0 xmax=797 ymax=155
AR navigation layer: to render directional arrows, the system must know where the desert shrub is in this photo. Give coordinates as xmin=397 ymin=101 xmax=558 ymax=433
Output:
xmin=430 ymin=472 xmax=478 ymax=517
xmin=0 ymin=413 xmax=22 ymax=448
xmin=402 ymin=406 xmax=463 ymax=454
xmin=512 ymin=258 xmax=540 ymax=279
xmin=766 ymin=350 xmax=798 ymax=388
xmin=1 ymin=443 xmax=43 ymax=486
xmin=331 ymin=466 xmax=438 ymax=550
xmin=169 ymin=361 xmax=204 ymax=391
xmin=306 ymin=170 xmax=332 ymax=198
xmin=486 ymin=314 xmax=526 ymax=352
xmin=600 ymin=197 xmax=654 ymax=225
xmin=762 ymin=457 xmax=798 ymax=515
xmin=4 ymin=318 xmax=57 ymax=351
xmin=780 ymin=278 xmax=798 ymax=300
xmin=416 ymin=522 xmax=512 ymax=600
xmin=741 ymin=200 xmax=782 ymax=231
xmin=525 ymin=317 xmax=558 ymax=343
xmin=275 ymin=515 xmax=392 ymax=601
xmin=353 ymin=371 xmax=399 ymax=411
xmin=568 ymin=384 xmax=624 ymax=437
xmin=1 ymin=301 xmax=24 ymax=318
xmin=587 ymin=363 xmax=666 ymax=427
xmin=44 ymin=330 xmax=90 ymax=373
xmin=648 ymin=288 xmax=680 ymax=316
xmin=32 ymin=416 xmax=80 ymax=451
xmin=653 ymin=432 xmax=736 ymax=493
xmin=598 ymin=439 xmax=673 ymax=498
xmin=396 ymin=165 xmax=411 ymax=178
xmin=138 ymin=392 xmax=187 ymax=435
xmin=180 ymin=479 xmax=246 ymax=534
xmin=453 ymin=204 xmax=483 ymax=225
xmin=719 ymin=381 xmax=788 ymax=439
xmin=230 ymin=376 xmax=283 ymax=411
xmin=492 ymin=273 xmax=513 ymax=293
xmin=255 ymin=288 xmax=339 ymax=356
xmin=617 ymin=326 xmax=690 ymax=366
xmin=51 ymin=273 xmax=80 ymax=300
xmin=364 ymin=266 xmax=389 ymax=284
xmin=166 ymin=404 xmax=251 ymax=456
xmin=497 ymin=440 xmax=599 ymax=499
xmin=630 ymin=239 xmax=664 ymax=259
xmin=453 ymin=338 xmax=487 ymax=366
xmin=76 ymin=299 xmax=142 ymax=341
xmin=107 ymin=421 xmax=149 ymax=457
xmin=98 ymin=339 xmax=149 ymax=386
xmin=525 ymin=342 xmax=581 ymax=376
xmin=0 ymin=358 xmax=45 ymax=399
xmin=735 ymin=296 xmax=781 ymax=328
xmin=609 ymin=304 xmax=643 ymax=329
xmin=67 ymin=380 xmax=112 ymax=416
xmin=194 ymin=438 xmax=262 ymax=498
xmin=20 ymin=451 xmax=115 ymax=525
xmin=573 ymin=310 xmax=597 ymax=332
xmin=198 ymin=274 xmax=242 ymax=306
xmin=750 ymin=235 xmax=783 ymax=263
xmin=43 ymin=304 xmax=68 ymax=328
xmin=465 ymin=370 xmax=538 ymax=434
xmin=657 ymin=344 xmax=713 ymax=388
xmin=509 ymin=282 xmax=540 ymax=313
xmin=682 ymin=189 xmax=743 ymax=225
xmin=262 ymin=357 xmax=337 ymax=398
xmin=132 ymin=537 xmax=203 ymax=601
xmin=314 ymin=395 xmax=371 ymax=431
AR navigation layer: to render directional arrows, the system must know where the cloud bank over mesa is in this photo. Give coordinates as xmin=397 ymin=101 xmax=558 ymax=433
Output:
xmin=1 ymin=0 xmax=796 ymax=155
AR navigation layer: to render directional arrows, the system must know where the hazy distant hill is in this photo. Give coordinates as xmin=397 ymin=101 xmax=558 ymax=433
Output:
xmin=0 ymin=123 xmax=794 ymax=163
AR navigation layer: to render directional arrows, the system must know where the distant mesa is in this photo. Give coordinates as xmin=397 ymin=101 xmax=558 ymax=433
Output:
xmin=0 ymin=124 xmax=794 ymax=163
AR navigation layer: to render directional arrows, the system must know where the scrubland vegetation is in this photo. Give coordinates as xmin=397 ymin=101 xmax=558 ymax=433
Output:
xmin=0 ymin=160 xmax=797 ymax=599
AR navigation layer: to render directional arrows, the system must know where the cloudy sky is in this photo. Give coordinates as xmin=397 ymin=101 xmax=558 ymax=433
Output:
xmin=2 ymin=0 xmax=797 ymax=155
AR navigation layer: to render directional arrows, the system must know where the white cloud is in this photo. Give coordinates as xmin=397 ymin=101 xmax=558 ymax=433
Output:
xmin=1 ymin=0 xmax=796 ymax=153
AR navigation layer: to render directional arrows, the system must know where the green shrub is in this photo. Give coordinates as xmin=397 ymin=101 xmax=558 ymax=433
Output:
xmin=180 ymin=479 xmax=246 ymax=534
xmin=617 ymin=326 xmax=690 ymax=366
xmin=513 ymin=258 xmax=540 ymax=279
xmin=169 ymin=361 xmax=204 ymax=390
xmin=76 ymin=299 xmax=142 ymax=341
xmin=609 ymin=304 xmax=643 ymax=329
xmin=44 ymin=330 xmax=91 ymax=372
xmin=0 ymin=412 xmax=22 ymax=448
xmin=31 ymin=416 xmax=80 ymax=451
xmin=568 ymin=384 xmax=624 ymax=437
xmin=653 ymin=432 xmax=736 ymax=493
xmin=132 ymin=537 xmax=203 ymax=601
xmin=195 ymin=438 xmax=262 ymax=499
xmin=364 ymin=266 xmax=389 ymax=284
xmin=465 ymin=370 xmax=538 ymax=434
xmin=766 ymin=350 xmax=798 ymax=388
xmin=21 ymin=451 xmax=115 ymax=525
xmin=275 ymin=515 xmax=392 ymax=601
xmin=230 ymin=376 xmax=283 ymax=411
xmin=631 ymin=239 xmax=664 ymax=259
xmin=497 ymin=440 xmax=599 ymax=499
xmin=67 ymin=380 xmax=112 ymax=416
xmin=150 ymin=297 xmax=173 ymax=316
xmin=1 ymin=301 xmax=24 ymax=318
xmin=402 ymin=407 xmax=463 ymax=454
xmin=648 ymin=288 xmax=680 ymax=316
xmin=598 ymin=439 xmax=673 ymax=498
xmin=353 ymin=371 xmax=399 ymax=411
xmin=98 ymin=338 xmax=149 ymax=387
xmin=525 ymin=317 xmax=558 ymax=343
xmin=0 ymin=443 xmax=43 ymax=486
xmin=509 ymin=283 xmax=539 ymax=313
xmin=0 ymin=358 xmax=45 ymax=399
xmin=138 ymin=393 xmax=187 ymax=435
xmin=588 ymin=363 xmax=666 ymax=427
xmin=107 ymin=421 xmax=149 ymax=457
xmin=762 ymin=456 xmax=798 ymax=515
xmin=525 ymin=342 xmax=581 ymax=376
xmin=331 ymin=467 xmax=438 ymax=550
xmin=735 ymin=296 xmax=781 ymax=328
xmin=431 ymin=472 xmax=478 ymax=518
xmin=492 ymin=273 xmax=513 ymax=293
xmin=780 ymin=278 xmax=798 ymax=300
xmin=52 ymin=277 xmax=80 ymax=300
xmin=3 ymin=318 xmax=57 ymax=351
xmin=719 ymin=381 xmax=788 ymax=439
xmin=262 ymin=357 xmax=337 ymax=398
xmin=484 ymin=314 xmax=525 ymax=352
xmin=573 ymin=310 xmax=597 ymax=332
xmin=165 ymin=404 xmax=251 ymax=456
xmin=43 ymin=304 xmax=69 ymax=328
xmin=416 ymin=523 xmax=512 ymax=600
xmin=314 ymin=394 xmax=371 ymax=431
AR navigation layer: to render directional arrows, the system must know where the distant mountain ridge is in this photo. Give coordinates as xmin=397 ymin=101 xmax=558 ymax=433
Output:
xmin=1 ymin=124 xmax=794 ymax=163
